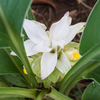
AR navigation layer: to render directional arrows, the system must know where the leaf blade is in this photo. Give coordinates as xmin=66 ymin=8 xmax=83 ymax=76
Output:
xmin=82 ymin=81 xmax=100 ymax=100
xmin=79 ymin=0 xmax=100 ymax=55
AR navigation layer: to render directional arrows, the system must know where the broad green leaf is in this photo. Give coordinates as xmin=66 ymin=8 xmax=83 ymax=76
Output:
xmin=0 ymin=0 xmax=32 ymax=55
xmin=3 ymin=74 xmax=28 ymax=87
xmin=82 ymin=81 xmax=100 ymax=100
xmin=79 ymin=0 xmax=100 ymax=55
xmin=0 ymin=49 xmax=23 ymax=74
xmin=0 ymin=0 xmax=32 ymax=33
xmin=83 ymin=63 xmax=100 ymax=84
xmin=0 ymin=0 xmax=38 ymax=87
xmin=0 ymin=48 xmax=29 ymax=87
xmin=0 ymin=0 xmax=31 ymax=49
xmin=0 ymin=33 xmax=10 ymax=48
xmin=0 ymin=76 xmax=10 ymax=87
xmin=63 ymin=61 xmax=100 ymax=95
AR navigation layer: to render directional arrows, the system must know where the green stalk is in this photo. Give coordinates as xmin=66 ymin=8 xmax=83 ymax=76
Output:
xmin=58 ymin=44 xmax=100 ymax=93
xmin=46 ymin=87 xmax=73 ymax=100
xmin=0 ymin=87 xmax=38 ymax=99
xmin=0 ymin=6 xmax=39 ymax=88
xmin=35 ymin=89 xmax=47 ymax=100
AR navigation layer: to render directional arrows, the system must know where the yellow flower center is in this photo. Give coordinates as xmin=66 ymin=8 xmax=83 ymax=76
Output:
xmin=73 ymin=51 xmax=80 ymax=59
xmin=65 ymin=49 xmax=80 ymax=61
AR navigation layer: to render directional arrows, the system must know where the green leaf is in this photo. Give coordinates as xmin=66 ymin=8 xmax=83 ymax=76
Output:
xmin=48 ymin=69 xmax=60 ymax=83
xmin=58 ymin=44 xmax=100 ymax=94
xmin=63 ymin=61 xmax=100 ymax=95
xmin=31 ymin=56 xmax=41 ymax=77
xmin=35 ymin=90 xmax=47 ymax=100
xmin=82 ymin=81 xmax=100 ymax=100
xmin=0 ymin=48 xmax=34 ymax=88
xmin=64 ymin=42 xmax=79 ymax=52
xmin=83 ymin=63 xmax=100 ymax=84
xmin=0 ymin=0 xmax=31 ymax=33
xmin=0 ymin=98 xmax=25 ymax=100
xmin=0 ymin=0 xmax=31 ymax=49
xmin=3 ymin=74 xmax=28 ymax=87
xmin=0 ymin=0 xmax=38 ymax=88
xmin=26 ymin=7 xmax=35 ymax=20
xmin=0 ymin=87 xmax=38 ymax=99
xmin=46 ymin=87 xmax=73 ymax=100
xmin=0 ymin=49 xmax=23 ymax=74
xmin=0 ymin=81 xmax=8 ymax=87
xmin=43 ymin=80 xmax=51 ymax=88
xmin=79 ymin=0 xmax=100 ymax=55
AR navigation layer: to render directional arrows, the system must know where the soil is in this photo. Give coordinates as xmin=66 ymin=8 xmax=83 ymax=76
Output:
xmin=30 ymin=0 xmax=97 ymax=99
xmin=31 ymin=0 xmax=97 ymax=43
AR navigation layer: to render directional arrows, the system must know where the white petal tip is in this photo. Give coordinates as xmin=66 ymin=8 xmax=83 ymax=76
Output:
xmin=78 ymin=22 xmax=85 ymax=24
xmin=75 ymin=22 xmax=86 ymax=30
xmin=10 ymin=51 xmax=16 ymax=56
xmin=81 ymin=22 xmax=86 ymax=26
xmin=65 ymin=11 xmax=69 ymax=16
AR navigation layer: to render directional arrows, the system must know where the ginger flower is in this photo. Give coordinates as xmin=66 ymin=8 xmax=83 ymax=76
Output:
xmin=23 ymin=12 xmax=85 ymax=79
xmin=65 ymin=49 xmax=80 ymax=61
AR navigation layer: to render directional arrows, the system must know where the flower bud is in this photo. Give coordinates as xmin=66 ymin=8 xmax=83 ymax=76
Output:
xmin=65 ymin=49 xmax=80 ymax=61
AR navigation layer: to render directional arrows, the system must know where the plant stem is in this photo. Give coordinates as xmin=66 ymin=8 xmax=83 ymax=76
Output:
xmin=35 ymin=89 xmax=47 ymax=100
xmin=46 ymin=87 xmax=73 ymax=100
xmin=0 ymin=87 xmax=38 ymax=99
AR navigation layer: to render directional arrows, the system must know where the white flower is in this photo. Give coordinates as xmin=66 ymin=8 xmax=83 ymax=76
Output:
xmin=21 ymin=11 xmax=85 ymax=79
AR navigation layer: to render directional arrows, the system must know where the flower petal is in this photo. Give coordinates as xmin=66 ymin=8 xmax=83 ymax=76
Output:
xmin=32 ymin=20 xmax=47 ymax=30
xmin=49 ymin=12 xmax=69 ymax=40
xmin=41 ymin=52 xmax=57 ymax=79
xmin=52 ymin=40 xmax=65 ymax=49
xmin=64 ymin=22 xmax=85 ymax=45
xmin=56 ymin=51 xmax=71 ymax=74
xmin=49 ymin=21 xmax=59 ymax=40
xmin=33 ymin=41 xmax=52 ymax=53
xmin=68 ymin=17 xmax=72 ymax=25
xmin=23 ymin=19 xmax=49 ymax=44
xmin=24 ymin=39 xmax=38 ymax=56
